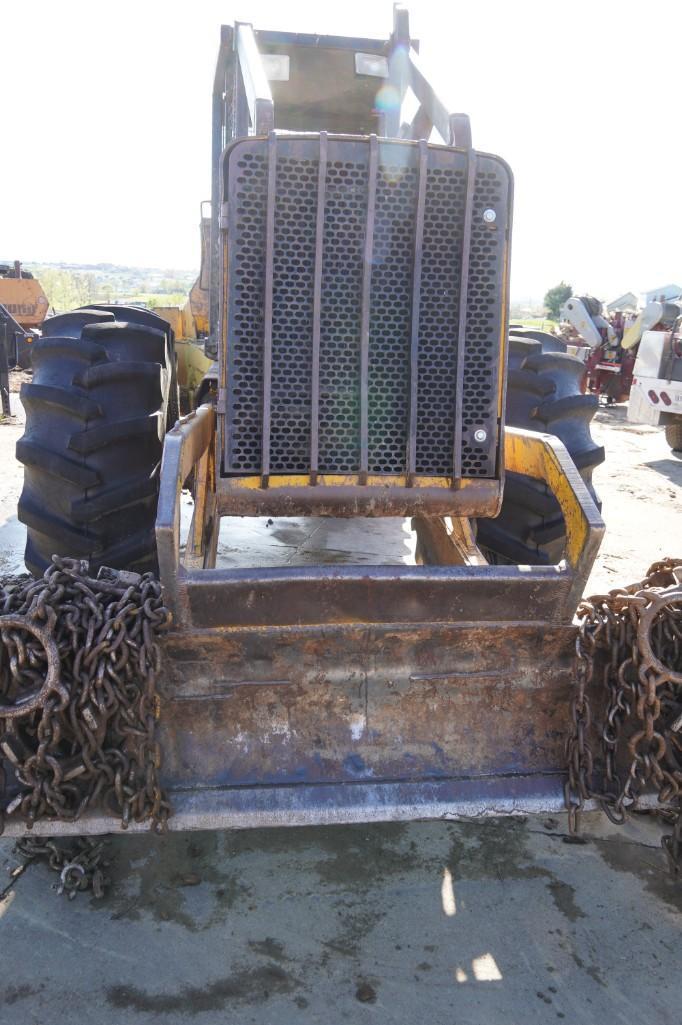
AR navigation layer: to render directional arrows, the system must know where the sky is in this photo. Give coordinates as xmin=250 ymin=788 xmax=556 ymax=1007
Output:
xmin=2 ymin=0 xmax=680 ymax=302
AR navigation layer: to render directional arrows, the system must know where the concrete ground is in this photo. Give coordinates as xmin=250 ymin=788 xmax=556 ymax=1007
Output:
xmin=0 ymin=814 xmax=680 ymax=1024
xmin=0 ymin=387 xmax=680 ymax=1024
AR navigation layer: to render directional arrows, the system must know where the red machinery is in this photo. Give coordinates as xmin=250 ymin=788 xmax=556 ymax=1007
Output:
xmin=562 ymin=296 xmax=638 ymax=403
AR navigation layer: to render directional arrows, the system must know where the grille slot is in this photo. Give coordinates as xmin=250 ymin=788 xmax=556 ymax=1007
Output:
xmin=224 ymin=135 xmax=510 ymax=480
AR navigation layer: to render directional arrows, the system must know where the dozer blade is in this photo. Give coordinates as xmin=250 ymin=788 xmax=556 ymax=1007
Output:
xmin=155 ymin=610 xmax=578 ymax=829
xmin=151 ymin=418 xmax=602 ymax=832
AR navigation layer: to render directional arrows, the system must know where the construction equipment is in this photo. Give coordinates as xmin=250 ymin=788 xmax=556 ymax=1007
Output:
xmin=6 ymin=7 xmax=608 ymax=836
xmin=155 ymin=204 xmax=213 ymax=412
xmin=561 ymin=293 xmax=682 ymax=450
xmin=560 ymin=294 xmax=636 ymax=403
xmin=0 ymin=261 xmax=48 ymax=330
xmin=627 ymin=300 xmax=682 ymax=452
xmin=0 ymin=261 xmax=49 ymax=367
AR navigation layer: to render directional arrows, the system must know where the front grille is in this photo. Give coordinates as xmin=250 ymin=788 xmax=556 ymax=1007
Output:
xmin=223 ymin=134 xmax=511 ymax=479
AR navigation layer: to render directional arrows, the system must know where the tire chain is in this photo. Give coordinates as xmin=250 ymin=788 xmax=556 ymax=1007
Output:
xmin=565 ymin=557 xmax=682 ymax=874
xmin=14 ymin=835 xmax=109 ymax=899
xmin=0 ymin=556 xmax=171 ymax=893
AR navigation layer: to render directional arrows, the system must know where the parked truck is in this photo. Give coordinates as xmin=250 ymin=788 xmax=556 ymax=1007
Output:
xmin=627 ymin=302 xmax=682 ymax=451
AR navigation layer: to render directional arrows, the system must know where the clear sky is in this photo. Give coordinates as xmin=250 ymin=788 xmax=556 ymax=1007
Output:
xmin=2 ymin=0 xmax=680 ymax=302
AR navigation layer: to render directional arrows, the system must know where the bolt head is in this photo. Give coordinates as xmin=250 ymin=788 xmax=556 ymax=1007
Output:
xmin=474 ymin=428 xmax=487 ymax=443
xmin=482 ymin=208 xmax=496 ymax=224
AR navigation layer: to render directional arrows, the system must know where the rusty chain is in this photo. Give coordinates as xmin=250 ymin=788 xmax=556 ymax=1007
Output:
xmin=0 ymin=557 xmax=171 ymax=894
xmin=14 ymin=835 xmax=109 ymax=899
xmin=3 ymin=555 xmax=680 ymax=890
xmin=566 ymin=558 xmax=682 ymax=874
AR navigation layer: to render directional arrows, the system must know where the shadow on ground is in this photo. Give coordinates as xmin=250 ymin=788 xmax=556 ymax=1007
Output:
xmin=644 ymin=457 xmax=682 ymax=483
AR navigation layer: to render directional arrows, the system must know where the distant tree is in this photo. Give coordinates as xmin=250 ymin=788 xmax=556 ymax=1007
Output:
xmin=34 ymin=267 xmax=97 ymax=312
xmin=544 ymin=281 xmax=573 ymax=320
xmin=73 ymin=272 xmax=97 ymax=307
xmin=26 ymin=262 xmax=194 ymax=312
xmin=158 ymin=278 xmax=187 ymax=293
xmin=98 ymin=281 xmax=115 ymax=304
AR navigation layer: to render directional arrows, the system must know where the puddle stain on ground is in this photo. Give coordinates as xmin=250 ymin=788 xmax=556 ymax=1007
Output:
xmin=312 ymin=822 xmax=419 ymax=887
xmin=1 ymin=983 xmax=44 ymax=1007
xmin=225 ymin=822 xmax=356 ymax=857
xmin=219 ymin=820 xmax=417 ymax=879
xmin=322 ymin=902 xmax=386 ymax=963
xmin=99 ymin=832 xmax=252 ymax=931
xmin=248 ymin=938 xmax=290 ymax=962
xmin=100 ymin=820 xmax=592 ymax=936
xmin=447 ymin=818 xmax=543 ymax=880
xmin=546 ymin=880 xmax=587 ymax=922
xmin=106 ymin=965 xmax=299 ymax=1014
xmin=446 ymin=819 xmax=587 ymax=922
xmin=591 ymin=837 xmax=682 ymax=913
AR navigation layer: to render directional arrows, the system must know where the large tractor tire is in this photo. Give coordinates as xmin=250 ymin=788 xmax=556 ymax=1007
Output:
xmin=477 ymin=331 xmax=604 ymax=565
xmin=86 ymin=304 xmax=180 ymax=431
xmin=16 ymin=306 xmax=174 ymax=577
xmin=665 ymin=419 xmax=682 ymax=453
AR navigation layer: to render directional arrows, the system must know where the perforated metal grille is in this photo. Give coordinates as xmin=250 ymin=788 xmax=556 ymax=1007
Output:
xmin=368 ymin=165 xmax=417 ymax=473
xmin=461 ymin=170 xmax=506 ymax=475
xmin=318 ymin=160 xmax=366 ymax=472
xmin=224 ymin=136 xmax=510 ymax=480
xmin=270 ymin=156 xmax=316 ymax=470
xmin=228 ymin=151 xmax=266 ymax=469
xmin=416 ymin=166 xmax=465 ymax=474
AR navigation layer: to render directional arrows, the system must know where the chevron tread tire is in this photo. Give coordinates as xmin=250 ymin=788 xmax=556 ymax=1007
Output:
xmin=477 ymin=333 xmax=604 ymax=565
xmin=86 ymin=304 xmax=180 ymax=430
xmin=16 ymin=307 xmax=172 ymax=576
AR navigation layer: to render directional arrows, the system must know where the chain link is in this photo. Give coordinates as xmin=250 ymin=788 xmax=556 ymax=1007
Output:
xmin=14 ymin=835 xmax=109 ymax=899
xmin=0 ymin=557 xmax=171 ymax=847
xmin=566 ymin=558 xmax=682 ymax=873
xmin=4 ymin=556 xmax=680 ymax=887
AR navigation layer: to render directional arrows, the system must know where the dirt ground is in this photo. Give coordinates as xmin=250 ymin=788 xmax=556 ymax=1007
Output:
xmin=586 ymin=404 xmax=681 ymax=593
xmin=0 ymin=382 xmax=680 ymax=1025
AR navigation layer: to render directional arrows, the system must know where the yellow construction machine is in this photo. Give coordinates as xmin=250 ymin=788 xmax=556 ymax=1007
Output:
xmin=0 ymin=261 xmax=48 ymax=330
xmin=7 ymin=8 xmax=614 ymax=837
xmin=0 ymin=260 xmax=49 ymax=367
xmin=154 ymin=205 xmax=213 ymax=412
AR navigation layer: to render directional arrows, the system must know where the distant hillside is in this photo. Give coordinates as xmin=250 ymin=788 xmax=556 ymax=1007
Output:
xmin=14 ymin=259 xmax=544 ymax=318
xmin=11 ymin=261 xmax=198 ymax=314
